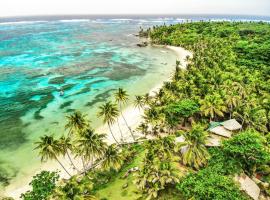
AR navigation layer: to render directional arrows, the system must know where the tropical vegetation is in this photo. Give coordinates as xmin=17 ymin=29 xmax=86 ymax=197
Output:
xmin=16 ymin=21 xmax=270 ymax=200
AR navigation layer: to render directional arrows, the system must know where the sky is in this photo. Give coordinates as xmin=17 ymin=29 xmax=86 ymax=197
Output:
xmin=0 ymin=0 xmax=269 ymax=17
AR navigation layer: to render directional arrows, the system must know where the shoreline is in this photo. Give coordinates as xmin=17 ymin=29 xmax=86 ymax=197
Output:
xmin=3 ymin=45 xmax=191 ymax=199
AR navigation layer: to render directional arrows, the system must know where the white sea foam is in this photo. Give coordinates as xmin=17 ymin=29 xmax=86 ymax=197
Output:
xmin=111 ymin=18 xmax=133 ymax=21
xmin=0 ymin=21 xmax=48 ymax=25
xmin=58 ymin=19 xmax=90 ymax=23
xmin=210 ymin=19 xmax=231 ymax=22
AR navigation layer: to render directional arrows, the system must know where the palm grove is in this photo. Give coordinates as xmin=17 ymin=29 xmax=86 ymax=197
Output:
xmin=16 ymin=21 xmax=270 ymax=200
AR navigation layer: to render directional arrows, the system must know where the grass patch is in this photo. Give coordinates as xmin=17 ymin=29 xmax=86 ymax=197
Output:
xmin=95 ymin=146 xmax=145 ymax=200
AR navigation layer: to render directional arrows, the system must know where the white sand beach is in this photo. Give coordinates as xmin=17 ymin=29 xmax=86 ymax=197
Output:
xmin=3 ymin=46 xmax=191 ymax=199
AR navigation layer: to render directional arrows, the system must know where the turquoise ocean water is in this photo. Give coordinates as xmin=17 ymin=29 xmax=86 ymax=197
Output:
xmin=0 ymin=17 xmax=180 ymax=191
xmin=0 ymin=15 xmax=269 ymax=192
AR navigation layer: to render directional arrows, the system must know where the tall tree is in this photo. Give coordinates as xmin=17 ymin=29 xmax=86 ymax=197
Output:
xmin=58 ymin=136 xmax=79 ymax=172
xmin=134 ymin=95 xmax=145 ymax=110
xmin=100 ymin=144 xmax=123 ymax=171
xmin=98 ymin=101 xmax=120 ymax=144
xmin=114 ymin=88 xmax=135 ymax=141
xmin=65 ymin=111 xmax=88 ymax=136
xmin=179 ymin=124 xmax=210 ymax=169
xmin=35 ymin=135 xmax=71 ymax=177
xmin=75 ymin=128 xmax=107 ymax=170
xmin=200 ymin=93 xmax=227 ymax=121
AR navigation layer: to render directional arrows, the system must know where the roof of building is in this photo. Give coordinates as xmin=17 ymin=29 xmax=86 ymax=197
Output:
xmin=235 ymin=174 xmax=260 ymax=200
xmin=221 ymin=119 xmax=242 ymax=131
xmin=208 ymin=121 xmax=223 ymax=130
xmin=205 ymin=134 xmax=221 ymax=147
xmin=209 ymin=126 xmax=232 ymax=138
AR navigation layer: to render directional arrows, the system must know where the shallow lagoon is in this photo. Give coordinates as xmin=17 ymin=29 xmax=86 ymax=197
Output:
xmin=0 ymin=18 xmax=178 ymax=190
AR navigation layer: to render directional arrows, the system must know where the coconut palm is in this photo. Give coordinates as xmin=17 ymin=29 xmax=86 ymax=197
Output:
xmin=75 ymin=128 xmax=107 ymax=169
xmin=35 ymin=135 xmax=71 ymax=176
xmin=136 ymin=122 xmax=149 ymax=136
xmin=114 ymin=88 xmax=135 ymax=141
xmin=98 ymin=101 xmax=120 ymax=144
xmin=144 ymin=93 xmax=151 ymax=105
xmin=100 ymin=144 xmax=123 ymax=171
xmin=179 ymin=124 xmax=209 ymax=169
xmin=200 ymin=93 xmax=227 ymax=120
xmin=134 ymin=95 xmax=145 ymax=110
xmin=58 ymin=136 xmax=79 ymax=172
xmin=65 ymin=111 xmax=88 ymax=136
xmin=116 ymin=118 xmax=124 ymax=142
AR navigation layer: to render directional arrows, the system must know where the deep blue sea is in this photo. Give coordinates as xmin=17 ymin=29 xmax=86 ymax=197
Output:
xmin=0 ymin=15 xmax=269 ymax=195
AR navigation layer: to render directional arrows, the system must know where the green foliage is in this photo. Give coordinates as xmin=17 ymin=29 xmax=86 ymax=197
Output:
xmin=149 ymin=22 xmax=270 ymax=132
xmin=21 ymin=171 xmax=59 ymax=200
xmin=208 ymin=147 xmax=242 ymax=175
xmin=52 ymin=176 xmax=96 ymax=200
xmin=135 ymin=137 xmax=180 ymax=199
xmin=222 ymin=129 xmax=270 ymax=174
xmin=176 ymin=168 xmax=249 ymax=200
xmin=179 ymin=124 xmax=210 ymax=169
xmin=163 ymin=99 xmax=199 ymax=126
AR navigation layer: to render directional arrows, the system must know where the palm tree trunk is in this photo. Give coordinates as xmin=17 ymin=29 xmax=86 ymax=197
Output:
xmin=108 ymin=123 xmax=119 ymax=144
xmin=117 ymin=119 xmax=124 ymax=142
xmin=81 ymin=157 xmax=87 ymax=174
xmin=55 ymin=156 xmax=72 ymax=177
xmin=66 ymin=151 xmax=79 ymax=172
xmin=229 ymin=105 xmax=232 ymax=119
xmin=67 ymin=128 xmax=73 ymax=137
xmin=119 ymin=104 xmax=136 ymax=141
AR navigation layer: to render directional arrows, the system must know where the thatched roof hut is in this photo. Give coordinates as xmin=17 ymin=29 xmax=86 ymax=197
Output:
xmin=235 ymin=174 xmax=260 ymax=200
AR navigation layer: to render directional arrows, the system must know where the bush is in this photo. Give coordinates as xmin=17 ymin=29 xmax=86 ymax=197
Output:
xmin=21 ymin=171 xmax=59 ymax=200
xmin=222 ymin=129 xmax=270 ymax=174
xmin=176 ymin=168 xmax=249 ymax=200
xmin=208 ymin=147 xmax=242 ymax=175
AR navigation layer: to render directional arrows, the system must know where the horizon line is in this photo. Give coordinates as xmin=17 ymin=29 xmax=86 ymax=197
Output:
xmin=1 ymin=13 xmax=270 ymax=19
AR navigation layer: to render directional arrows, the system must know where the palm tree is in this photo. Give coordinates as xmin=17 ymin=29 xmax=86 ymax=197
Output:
xmin=35 ymin=135 xmax=71 ymax=176
xmin=114 ymin=88 xmax=135 ymax=141
xmin=200 ymin=93 xmax=227 ymax=121
xmin=179 ymin=124 xmax=209 ymax=169
xmin=136 ymin=122 xmax=149 ymax=136
xmin=225 ymin=93 xmax=241 ymax=119
xmin=100 ymin=144 xmax=123 ymax=171
xmin=134 ymin=95 xmax=145 ymax=110
xmin=116 ymin=118 xmax=124 ymax=142
xmin=75 ymin=128 xmax=107 ymax=170
xmin=98 ymin=101 xmax=120 ymax=144
xmin=65 ymin=111 xmax=88 ymax=136
xmin=58 ymin=136 xmax=79 ymax=172
xmin=143 ymin=93 xmax=151 ymax=105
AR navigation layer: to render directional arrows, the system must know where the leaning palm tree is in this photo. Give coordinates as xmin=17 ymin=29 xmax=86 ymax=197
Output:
xmin=75 ymin=128 xmax=107 ymax=170
xmin=98 ymin=101 xmax=120 ymax=144
xmin=100 ymin=144 xmax=123 ymax=171
xmin=35 ymin=135 xmax=71 ymax=176
xmin=58 ymin=135 xmax=79 ymax=172
xmin=114 ymin=88 xmax=135 ymax=141
xmin=178 ymin=124 xmax=209 ymax=169
xmin=65 ymin=111 xmax=88 ymax=136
